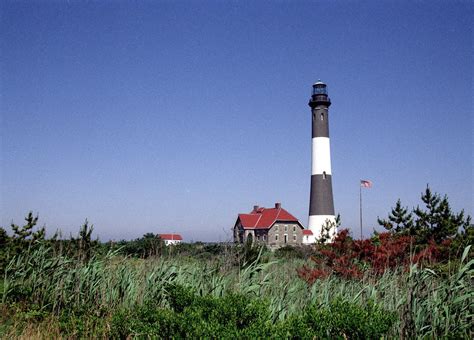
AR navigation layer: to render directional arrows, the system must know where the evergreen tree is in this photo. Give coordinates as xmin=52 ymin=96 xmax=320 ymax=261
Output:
xmin=0 ymin=227 xmax=9 ymax=272
xmin=0 ymin=227 xmax=8 ymax=247
xmin=377 ymin=199 xmax=414 ymax=234
xmin=10 ymin=211 xmax=45 ymax=252
xmin=380 ymin=186 xmax=471 ymax=245
xmin=414 ymin=186 xmax=471 ymax=243
xmin=452 ymin=223 xmax=474 ymax=250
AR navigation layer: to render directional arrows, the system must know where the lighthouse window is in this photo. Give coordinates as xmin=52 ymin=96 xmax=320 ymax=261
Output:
xmin=320 ymin=112 xmax=324 ymax=121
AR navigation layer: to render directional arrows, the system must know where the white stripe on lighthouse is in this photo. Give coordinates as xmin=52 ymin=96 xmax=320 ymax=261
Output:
xmin=308 ymin=215 xmax=337 ymax=241
xmin=311 ymin=137 xmax=332 ymax=175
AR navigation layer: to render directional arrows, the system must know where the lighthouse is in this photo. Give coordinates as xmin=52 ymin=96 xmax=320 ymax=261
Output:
xmin=307 ymin=80 xmax=336 ymax=242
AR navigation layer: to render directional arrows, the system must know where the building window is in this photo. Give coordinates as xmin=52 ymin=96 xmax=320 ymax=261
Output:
xmin=285 ymin=225 xmax=288 ymax=232
xmin=323 ymin=171 xmax=327 ymax=179
xmin=275 ymin=225 xmax=279 ymax=231
xmin=293 ymin=226 xmax=296 ymax=232
xmin=293 ymin=235 xmax=297 ymax=241
xmin=306 ymin=236 xmax=309 ymax=240
xmin=263 ymin=235 xmax=266 ymax=241
xmin=275 ymin=234 xmax=278 ymax=241
xmin=284 ymin=234 xmax=288 ymax=243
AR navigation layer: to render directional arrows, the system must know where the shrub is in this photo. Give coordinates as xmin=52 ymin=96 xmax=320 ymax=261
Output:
xmin=110 ymin=286 xmax=273 ymax=338
xmin=274 ymin=299 xmax=396 ymax=339
xmin=110 ymin=285 xmax=396 ymax=338
xmin=304 ymin=299 xmax=396 ymax=338
xmin=275 ymin=245 xmax=312 ymax=260
xmin=297 ymin=228 xmax=463 ymax=282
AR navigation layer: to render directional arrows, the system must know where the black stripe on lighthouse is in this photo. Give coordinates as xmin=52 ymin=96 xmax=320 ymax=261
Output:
xmin=309 ymin=174 xmax=335 ymax=215
xmin=312 ymin=108 xmax=329 ymax=138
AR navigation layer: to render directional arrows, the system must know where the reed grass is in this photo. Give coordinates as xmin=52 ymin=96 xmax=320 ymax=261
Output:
xmin=1 ymin=245 xmax=472 ymax=338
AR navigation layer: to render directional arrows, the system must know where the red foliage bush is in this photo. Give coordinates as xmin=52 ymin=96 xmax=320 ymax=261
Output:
xmin=357 ymin=233 xmax=413 ymax=274
xmin=297 ymin=229 xmax=451 ymax=283
xmin=297 ymin=230 xmax=363 ymax=283
xmin=412 ymin=239 xmax=451 ymax=265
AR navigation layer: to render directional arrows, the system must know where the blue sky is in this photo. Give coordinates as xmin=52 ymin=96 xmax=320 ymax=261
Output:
xmin=1 ymin=1 xmax=472 ymax=241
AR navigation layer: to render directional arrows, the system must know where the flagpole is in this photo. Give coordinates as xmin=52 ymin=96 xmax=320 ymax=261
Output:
xmin=359 ymin=181 xmax=363 ymax=240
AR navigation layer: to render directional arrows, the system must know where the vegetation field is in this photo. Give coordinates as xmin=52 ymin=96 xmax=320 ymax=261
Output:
xmin=0 ymin=188 xmax=472 ymax=338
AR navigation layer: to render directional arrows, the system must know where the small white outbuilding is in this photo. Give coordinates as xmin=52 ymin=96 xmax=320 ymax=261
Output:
xmin=159 ymin=234 xmax=183 ymax=246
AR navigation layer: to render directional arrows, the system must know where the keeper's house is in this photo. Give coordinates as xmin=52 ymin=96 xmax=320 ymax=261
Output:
xmin=233 ymin=203 xmax=309 ymax=248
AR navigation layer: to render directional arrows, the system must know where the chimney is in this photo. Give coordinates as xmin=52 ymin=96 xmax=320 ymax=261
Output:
xmin=253 ymin=205 xmax=259 ymax=212
xmin=275 ymin=202 xmax=281 ymax=209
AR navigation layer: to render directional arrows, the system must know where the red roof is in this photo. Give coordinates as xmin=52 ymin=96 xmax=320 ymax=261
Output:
xmin=159 ymin=234 xmax=183 ymax=241
xmin=238 ymin=203 xmax=300 ymax=229
xmin=302 ymin=229 xmax=313 ymax=235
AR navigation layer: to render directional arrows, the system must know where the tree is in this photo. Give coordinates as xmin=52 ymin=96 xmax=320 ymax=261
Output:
xmin=452 ymin=223 xmax=474 ymax=251
xmin=0 ymin=227 xmax=9 ymax=272
xmin=377 ymin=199 xmax=414 ymax=234
xmin=380 ymin=186 xmax=471 ymax=245
xmin=10 ymin=211 xmax=45 ymax=252
xmin=414 ymin=186 xmax=471 ymax=243
xmin=318 ymin=214 xmax=340 ymax=244
xmin=117 ymin=233 xmax=163 ymax=258
xmin=141 ymin=233 xmax=162 ymax=257
xmin=0 ymin=212 xmax=46 ymax=272
xmin=0 ymin=227 xmax=8 ymax=247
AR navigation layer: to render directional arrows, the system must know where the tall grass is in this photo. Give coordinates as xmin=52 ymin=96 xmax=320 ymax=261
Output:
xmin=1 ymin=245 xmax=472 ymax=338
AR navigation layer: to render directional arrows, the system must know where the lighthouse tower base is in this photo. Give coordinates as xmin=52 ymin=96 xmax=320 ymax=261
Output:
xmin=304 ymin=215 xmax=337 ymax=244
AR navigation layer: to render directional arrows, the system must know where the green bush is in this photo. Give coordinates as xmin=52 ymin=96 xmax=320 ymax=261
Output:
xmin=110 ymin=285 xmax=395 ymax=339
xmin=58 ymin=311 xmax=107 ymax=338
xmin=111 ymin=285 xmax=273 ymax=338
xmin=306 ymin=299 xmax=395 ymax=339
xmin=275 ymin=245 xmax=312 ymax=260
xmin=273 ymin=299 xmax=396 ymax=339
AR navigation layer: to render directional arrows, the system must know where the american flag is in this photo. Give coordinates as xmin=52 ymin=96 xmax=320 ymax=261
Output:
xmin=360 ymin=179 xmax=372 ymax=188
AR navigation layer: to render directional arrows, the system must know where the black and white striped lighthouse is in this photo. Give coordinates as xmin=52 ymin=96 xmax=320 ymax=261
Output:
xmin=308 ymin=80 xmax=336 ymax=241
